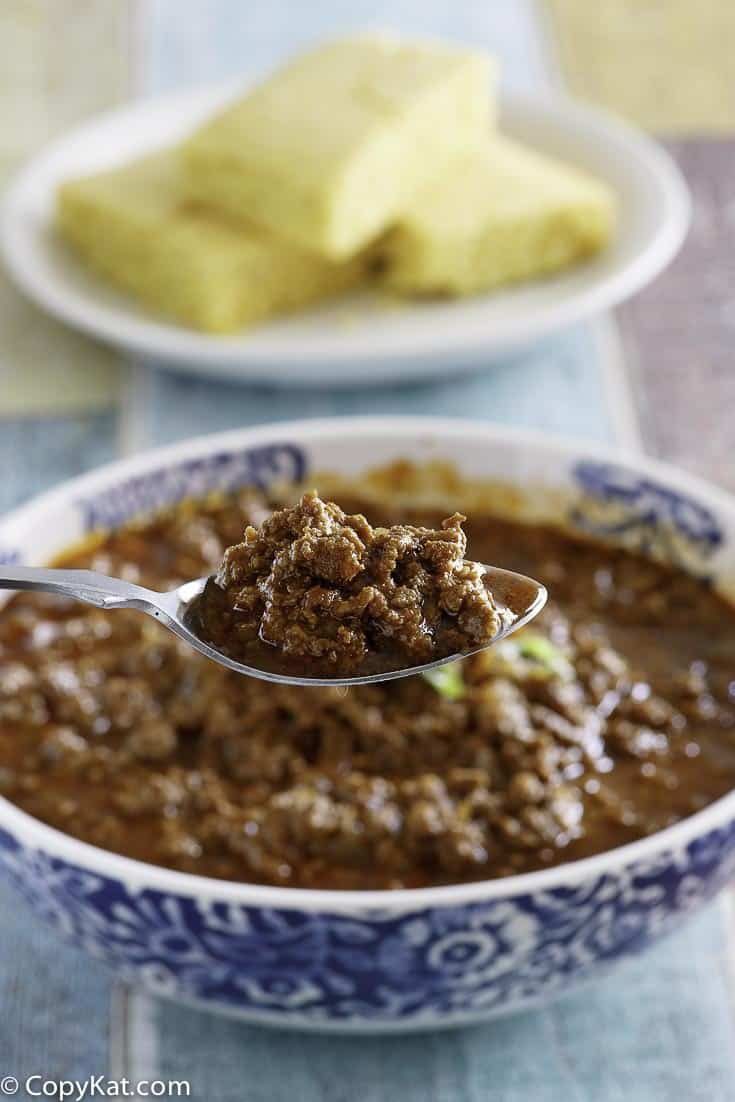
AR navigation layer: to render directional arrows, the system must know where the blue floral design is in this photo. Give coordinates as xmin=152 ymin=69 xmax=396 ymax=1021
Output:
xmin=76 ymin=443 xmax=308 ymax=531
xmin=571 ymin=461 xmax=723 ymax=568
xmin=1 ymin=819 xmax=735 ymax=1026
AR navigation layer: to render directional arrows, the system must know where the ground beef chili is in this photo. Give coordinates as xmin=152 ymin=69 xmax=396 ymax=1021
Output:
xmin=1 ymin=486 xmax=735 ymax=890
xmin=192 ymin=491 xmax=509 ymax=677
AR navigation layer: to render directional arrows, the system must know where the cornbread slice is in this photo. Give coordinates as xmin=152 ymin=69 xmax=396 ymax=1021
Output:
xmin=181 ymin=34 xmax=494 ymax=260
xmin=56 ymin=152 xmax=366 ymax=333
xmin=383 ymin=137 xmax=616 ymax=295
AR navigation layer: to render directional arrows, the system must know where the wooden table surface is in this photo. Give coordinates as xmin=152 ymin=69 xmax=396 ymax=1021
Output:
xmin=1 ymin=2 xmax=734 ymax=1098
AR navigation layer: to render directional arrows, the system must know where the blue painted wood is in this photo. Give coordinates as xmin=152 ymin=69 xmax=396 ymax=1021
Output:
xmin=147 ymin=328 xmax=616 ymax=447
xmin=0 ymin=880 xmax=111 ymax=1083
xmin=0 ymin=414 xmax=117 ymax=513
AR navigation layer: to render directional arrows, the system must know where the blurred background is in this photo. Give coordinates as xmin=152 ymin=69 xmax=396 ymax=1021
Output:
xmin=1 ymin=2 xmax=734 ymax=1098
xmin=1 ymin=0 xmax=733 ymax=506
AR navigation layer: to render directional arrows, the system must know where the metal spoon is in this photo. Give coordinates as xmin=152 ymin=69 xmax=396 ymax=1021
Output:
xmin=0 ymin=564 xmax=547 ymax=688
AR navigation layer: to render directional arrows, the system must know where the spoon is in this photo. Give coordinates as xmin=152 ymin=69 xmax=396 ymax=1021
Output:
xmin=0 ymin=564 xmax=547 ymax=688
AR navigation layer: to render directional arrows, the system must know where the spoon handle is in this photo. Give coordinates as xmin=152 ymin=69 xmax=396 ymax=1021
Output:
xmin=0 ymin=565 xmax=160 ymax=611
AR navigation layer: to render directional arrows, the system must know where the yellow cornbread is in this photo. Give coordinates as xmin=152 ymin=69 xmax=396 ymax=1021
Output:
xmin=383 ymin=137 xmax=616 ymax=295
xmin=56 ymin=152 xmax=366 ymax=333
xmin=181 ymin=34 xmax=494 ymax=260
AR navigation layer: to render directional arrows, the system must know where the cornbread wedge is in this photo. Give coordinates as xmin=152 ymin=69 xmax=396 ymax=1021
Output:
xmin=181 ymin=34 xmax=494 ymax=260
xmin=56 ymin=152 xmax=366 ymax=333
xmin=383 ymin=137 xmax=616 ymax=295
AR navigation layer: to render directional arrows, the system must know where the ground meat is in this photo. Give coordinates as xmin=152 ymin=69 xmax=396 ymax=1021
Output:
xmin=1 ymin=484 xmax=735 ymax=890
xmin=193 ymin=492 xmax=509 ymax=677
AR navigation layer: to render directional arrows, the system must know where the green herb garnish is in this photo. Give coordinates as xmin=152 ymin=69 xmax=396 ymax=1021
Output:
xmin=421 ymin=663 xmax=466 ymax=700
xmin=518 ymin=633 xmax=565 ymax=667
xmin=490 ymin=631 xmax=573 ymax=682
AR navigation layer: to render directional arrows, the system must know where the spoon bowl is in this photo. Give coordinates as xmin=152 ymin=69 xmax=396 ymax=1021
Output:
xmin=0 ymin=563 xmax=547 ymax=687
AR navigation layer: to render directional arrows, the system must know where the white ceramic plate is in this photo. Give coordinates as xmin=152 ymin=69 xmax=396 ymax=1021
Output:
xmin=1 ymin=81 xmax=690 ymax=386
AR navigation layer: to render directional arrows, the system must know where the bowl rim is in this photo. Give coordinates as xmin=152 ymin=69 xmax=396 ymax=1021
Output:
xmin=1 ymin=414 xmax=734 ymax=913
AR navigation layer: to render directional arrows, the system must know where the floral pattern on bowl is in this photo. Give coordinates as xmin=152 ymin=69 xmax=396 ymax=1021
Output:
xmin=1 ymin=821 xmax=735 ymax=1028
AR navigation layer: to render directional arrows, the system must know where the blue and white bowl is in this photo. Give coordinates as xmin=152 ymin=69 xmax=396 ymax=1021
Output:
xmin=1 ymin=416 xmax=734 ymax=1032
